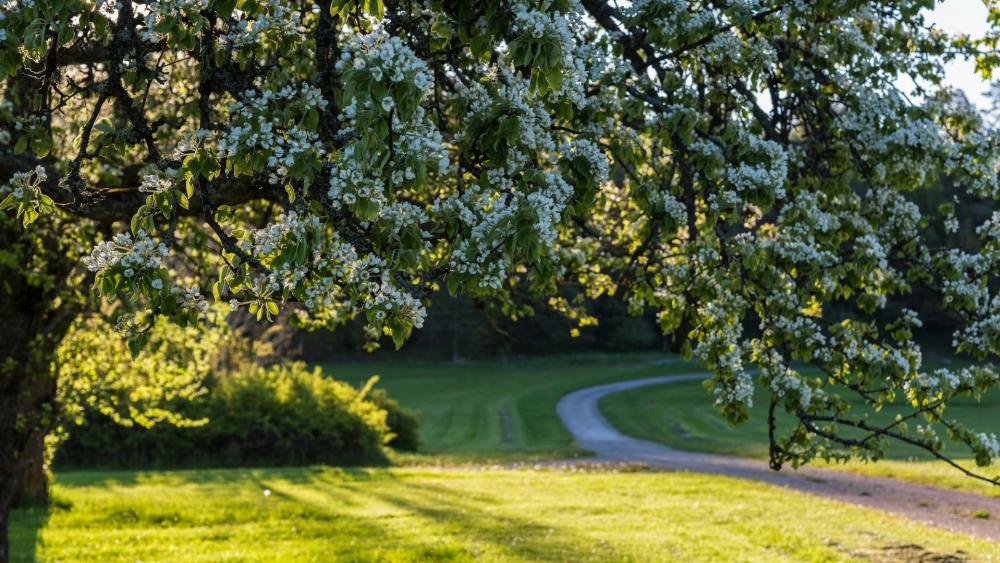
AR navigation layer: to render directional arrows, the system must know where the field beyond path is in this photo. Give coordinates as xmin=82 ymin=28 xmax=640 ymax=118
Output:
xmin=560 ymin=375 xmax=1000 ymax=542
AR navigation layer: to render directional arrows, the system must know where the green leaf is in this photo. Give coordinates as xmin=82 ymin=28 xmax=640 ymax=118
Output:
xmin=127 ymin=332 xmax=150 ymax=359
xmin=302 ymin=108 xmax=319 ymax=131
xmin=131 ymin=206 xmax=146 ymax=234
xmin=215 ymin=205 xmax=233 ymax=223
xmin=545 ymin=68 xmax=563 ymax=92
xmin=22 ymin=208 xmax=39 ymax=226
xmin=391 ymin=327 xmax=406 ymax=350
xmin=32 ymin=134 xmax=53 ymax=158
xmin=216 ymin=0 xmax=237 ymax=18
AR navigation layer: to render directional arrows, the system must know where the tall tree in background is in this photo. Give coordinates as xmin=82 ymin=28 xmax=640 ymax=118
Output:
xmin=3 ymin=0 xmax=1000 ymax=557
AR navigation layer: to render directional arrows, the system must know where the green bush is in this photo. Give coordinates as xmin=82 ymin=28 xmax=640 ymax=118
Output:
xmin=56 ymin=362 xmax=420 ymax=468
xmin=367 ymin=388 xmax=420 ymax=452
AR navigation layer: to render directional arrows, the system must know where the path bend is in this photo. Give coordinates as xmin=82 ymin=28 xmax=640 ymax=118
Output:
xmin=557 ymin=374 xmax=1000 ymax=542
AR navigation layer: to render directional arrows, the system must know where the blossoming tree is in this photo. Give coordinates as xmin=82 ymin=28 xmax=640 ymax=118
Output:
xmin=3 ymin=0 xmax=1000 ymax=556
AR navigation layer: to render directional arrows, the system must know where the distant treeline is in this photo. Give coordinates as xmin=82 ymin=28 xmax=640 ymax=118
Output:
xmin=297 ymin=293 xmax=668 ymax=362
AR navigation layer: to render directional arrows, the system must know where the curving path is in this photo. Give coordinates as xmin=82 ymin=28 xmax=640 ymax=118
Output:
xmin=557 ymin=374 xmax=1000 ymax=541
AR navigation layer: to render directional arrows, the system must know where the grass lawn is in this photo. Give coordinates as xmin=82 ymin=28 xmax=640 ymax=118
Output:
xmin=11 ymin=465 xmax=999 ymax=562
xmin=324 ymin=355 xmax=1000 ymax=495
xmin=324 ymin=355 xmax=1000 ymax=496
xmin=324 ymin=354 xmax=693 ymax=463
xmin=599 ymin=375 xmax=1000 ymax=496
xmin=15 ymin=355 xmax=999 ymax=560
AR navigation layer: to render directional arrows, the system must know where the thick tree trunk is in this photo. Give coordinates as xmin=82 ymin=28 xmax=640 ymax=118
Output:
xmin=0 ymin=223 xmax=81 ymax=563
xmin=0 ymin=359 xmax=58 ymax=563
xmin=0 ymin=336 xmax=70 ymax=563
xmin=14 ymin=435 xmax=49 ymax=507
xmin=0 ymin=65 xmax=83 ymax=563
xmin=0 ymin=495 xmax=9 ymax=563
xmin=0 ymin=433 xmax=47 ymax=563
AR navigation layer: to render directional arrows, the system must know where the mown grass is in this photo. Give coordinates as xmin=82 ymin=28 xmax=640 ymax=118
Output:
xmin=324 ymin=354 xmax=691 ymax=462
xmin=599 ymin=375 xmax=1000 ymax=495
xmin=325 ymin=355 xmax=1000 ymax=495
xmin=15 ymin=355 xmax=1000 ymax=560
xmin=326 ymin=355 xmax=1000 ymax=495
xmin=11 ymin=465 xmax=998 ymax=562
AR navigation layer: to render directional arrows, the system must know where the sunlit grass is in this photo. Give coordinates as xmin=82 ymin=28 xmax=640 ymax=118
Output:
xmin=599 ymin=375 xmax=1000 ymax=495
xmin=12 ymin=466 xmax=997 ymax=562
xmin=827 ymin=458 xmax=1000 ymax=497
xmin=16 ymin=355 xmax=1000 ymax=560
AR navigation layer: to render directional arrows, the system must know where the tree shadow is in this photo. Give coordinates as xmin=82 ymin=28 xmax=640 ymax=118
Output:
xmin=20 ymin=467 xmax=630 ymax=561
xmin=52 ymin=464 xmax=343 ymax=488
xmin=267 ymin=471 xmax=626 ymax=561
xmin=8 ymin=501 xmax=53 ymax=563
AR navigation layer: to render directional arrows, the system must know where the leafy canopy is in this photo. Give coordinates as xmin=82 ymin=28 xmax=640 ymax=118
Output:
xmin=3 ymin=0 xmax=1000 ymax=480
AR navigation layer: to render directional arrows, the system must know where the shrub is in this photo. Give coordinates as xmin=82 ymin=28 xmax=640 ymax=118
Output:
xmin=367 ymin=388 xmax=420 ymax=452
xmin=56 ymin=362 xmax=415 ymax=468
xmin=200 ymin=362 xmax=393 ymax=466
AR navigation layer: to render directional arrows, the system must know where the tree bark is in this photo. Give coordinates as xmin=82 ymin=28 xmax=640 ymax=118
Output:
xmin=0 ymin=329 xmax=72 ymax=563
xmin=0 ymin=62 xmax=85 ymax=563
xmin=0 ymin=359 xmax=58 ymax=563
xmin=0 ymin=494 xmax=10 ymax=563
xmin=15 ymin=434 xmax=49 ymax=507
xmin=0 ymin=220 xmax=82 ymax=563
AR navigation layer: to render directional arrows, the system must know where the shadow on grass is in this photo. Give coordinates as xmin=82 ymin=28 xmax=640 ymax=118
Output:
xmin=269 ymin=471 xmax=624 ymax=561
xmin=14 ymin=467 xmax=628 ymax=561
xmin=9 ymin=502 xmax=51 ymax=563
xmin=52 ymin=464 xmax=350 ymax=488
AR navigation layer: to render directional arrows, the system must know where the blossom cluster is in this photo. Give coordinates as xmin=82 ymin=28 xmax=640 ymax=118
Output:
xmin=225 ymin=210 xmax=428 ymax=339
xmin=138 ymin=172 xmax=173 ymax=194
xmin=905 ymin=367 xmax=984 ymax=396
xmin=1 ymin=164 xmax=46 ymax=201
xmin=328 ymin=28 xmax=447 ymax=233
xmin=84 ymin=229 xmax=168 ymax=280
xmin=217 ymin=84 xmax=327 ymax=185
xmin=223 ymin=1 xmax=304 ymax=48
xmin=0 ymin=0 xmax=38 ymax=44
xmin=364 ymin=274 xmax=427 ymax=330
xmin=723 ymin=135 xmax=788 ymax=201
xmin=0 ymin=165 xmax=54 ymax=226
xmin=335 ymin=30 xmax=434 ymax=91
xmin=979 ymin=433 xmax=1000 ymax=460
xmin=139 ymin=0 xmax=210 ymax=44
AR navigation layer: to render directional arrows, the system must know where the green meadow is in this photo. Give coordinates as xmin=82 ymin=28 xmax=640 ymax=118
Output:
xmin=325 ymin=354 xmax=677 ymax=461
xmin=12 ymin=467 xmax=996 ymax=562
xmin=599 ymin=370 xmax=1000 ymax=496
xmin=12 ymin=355 xmax=1000 ymax=561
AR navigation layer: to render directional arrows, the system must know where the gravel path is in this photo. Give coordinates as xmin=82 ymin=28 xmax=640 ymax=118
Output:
xmin=556 ymin=374 xmax=1000 ymax=542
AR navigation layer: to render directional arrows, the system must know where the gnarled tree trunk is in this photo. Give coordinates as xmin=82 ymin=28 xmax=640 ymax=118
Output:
xmin=0 ymin=218 xmax=82 ymax=563
xmin=0 ymin=355 xmax=60 ymax=563
xmin=15 ymin=435 xmax=50 ymax=507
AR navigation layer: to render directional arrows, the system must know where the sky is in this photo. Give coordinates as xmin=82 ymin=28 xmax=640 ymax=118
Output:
xmin=927 ymin=0 xmax=993 ymax=109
